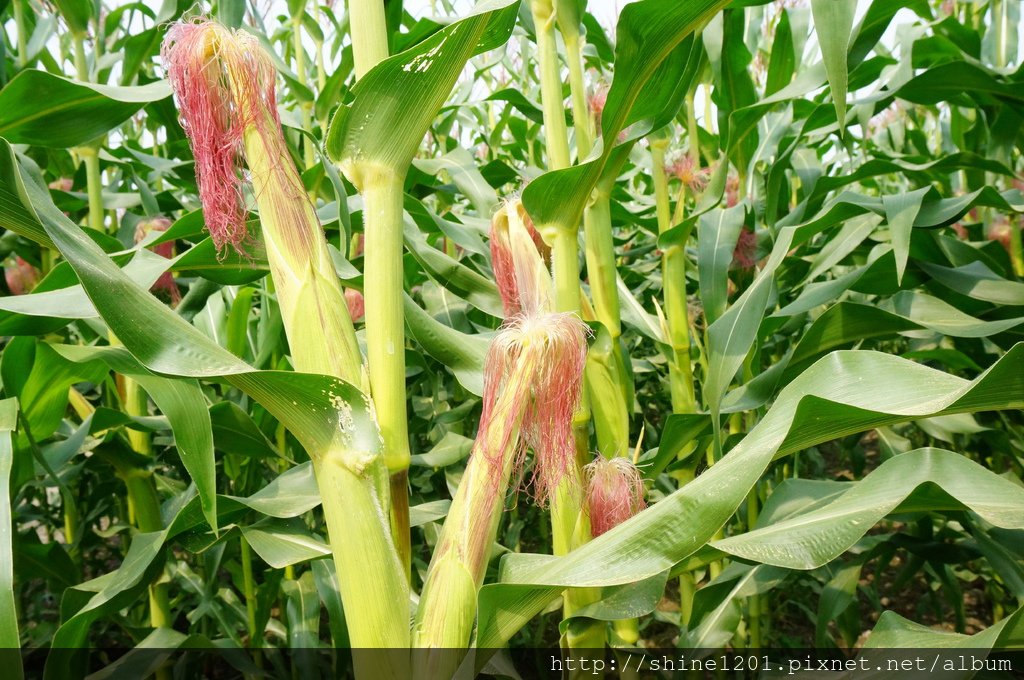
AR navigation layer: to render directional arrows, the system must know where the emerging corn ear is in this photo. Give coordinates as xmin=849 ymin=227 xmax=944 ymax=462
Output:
xmin=584 ymin=455 xmax=646 ymax=538
xmin=162 ymin=20 xmax=363 ymax=384
xmin=161 ymin=19 xmax=409 ymax=658
xmin=413 ymin=202 xmax=588 ymax=662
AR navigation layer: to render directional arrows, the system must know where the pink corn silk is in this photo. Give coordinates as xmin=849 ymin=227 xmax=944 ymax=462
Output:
xmin=477 ymin=313 xmax=588 ymax=506
xmin=665 ymin=154 xmax=710 ymax=194
xmin=489 ymin=213 xmax=522 ymax=317
xmin=4 ymin=257 xmax=38 ymax=295
xmin=523 ymin=313 xmax=588 ymax=504
xmin=588 ymin=83 xmax=608 ymax=129
xmin=161 ymin=20 xmax=279 ymax=254
xmin=344 ymin=288 xmax=365 ymax=322
xmin=585 ymin=457 xmax=646 ymax=537
xmin=725 ymin=172 xmax=741 ymax=208
xmin=733 ymin=228 xmax=757 ymax=270
xmin=135 ymin=217 xmax=181 ymax=304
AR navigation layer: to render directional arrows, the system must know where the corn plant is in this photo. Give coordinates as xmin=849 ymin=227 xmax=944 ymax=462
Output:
xmin=0 ymin=0 xmax=1023 ymax=678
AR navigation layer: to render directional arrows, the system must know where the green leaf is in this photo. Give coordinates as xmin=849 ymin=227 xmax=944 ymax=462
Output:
xmin=51 ymin=0 xmax=92 ymax=35
xmin=882 ymin=186 xmax=929 ymax=284
xmin=714 ymin=448 xmax=1024 ymax=569
xmin=0 ymin=71 xmax=170 ymax=147
xmin=53 ymin=344 xmax=219 ymax=532
xmin=0 ymin=398 xmax=20 ymax=663
xmin=697 ymin=205 xmax=746 ymax=325
xmin=209 ymin=402 xmax=278 ymax=459
xmin=919 ymin=260 xmax=1024 ymax=306
xmin=282 ymin=571 xmax=321 ymax=654
xmin=241 ymin=518 xmax=331 ymax=569
xmin=684 ymin=563 xmax=788 ymax=647
xmin=327 ymin=0 xmax=519 ymax=175
xmin=475 ymin=345 xmax=1024 ymax=649
xmin=810 ymin=0 xmax=856 ymax=130
xmin=404 ymin=294 xmax=490 ymax=396
xmin=704 ymin=228 xmax=794 ymax=419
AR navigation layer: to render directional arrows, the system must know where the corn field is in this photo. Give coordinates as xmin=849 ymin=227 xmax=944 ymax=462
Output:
xmin=0 ymin=0 xmax=1023 ymax=677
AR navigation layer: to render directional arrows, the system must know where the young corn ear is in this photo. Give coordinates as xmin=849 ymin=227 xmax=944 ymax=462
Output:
xmin=162 ymin=20 xmax=408 ymax=656
xmin=413 ymin=310 xmax=588 ymax=652
xmin=162 ymin=19 xmax=363 ymax=385
xmin=414 ymin=202 xmax=588 ymax=659
xmin=134 ymin=217 xmax=180 ymax=304
xmin=489 ymin=199 xmax=585 ymax=502
xmin=490 ymin=199 xmax=553 ymax=318
xmin=584 ymin=456 xmax=646 ymax=537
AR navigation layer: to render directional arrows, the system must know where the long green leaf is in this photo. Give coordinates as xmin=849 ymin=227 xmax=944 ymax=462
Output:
xmin=0 ymin=398 xmax=20 ymax=666
xmin=714 ymin=448 xmax=1024 ymax=569
xmin=0 ymin=71 xmax=169 ymax=147
xmin=475 ymin=344 xmax=1024 ymax=648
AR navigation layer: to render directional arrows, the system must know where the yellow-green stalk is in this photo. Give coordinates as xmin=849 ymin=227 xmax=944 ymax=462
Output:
xmin=344 ymin=0 xmax=415 ymax=579
xmin=531 ymin=0 xmax=571 ymax=171
xmin=555 ymin=0 xmax=593 ymax=160
xmin=649 ymin=131 xmax=702 ymax=624
xmin=349 ymin=0 xmax=389 ymax=80
xmin=70 ymin=32 xmax=105 ymax=232
xmin=581 ymin=162 xmax=631 ymax=460
xmin=530 ymin=0 xmax=604 ymax=651
xmin=108 ymin=333 xmax=173 ymax=637
xmin=161 ymin=20 xmax=408 ymax=658
xmin=650 ymin=137 xmax=697 ymax=415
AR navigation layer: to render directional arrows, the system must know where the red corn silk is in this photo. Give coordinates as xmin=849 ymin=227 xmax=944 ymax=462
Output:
xmin=588 ymin=83 xmax=609 ymax=129
xmin=344 ymin=288 xmax=365 ymax=322
xmin=732 ymin=228 xmax=758 ymax=271
xmin=489 ymin=211 xmax=521 ymax=317
xmin=665 ymin=153 xmax=710 ymax=195
xmin=161 ymin=20 xmax=278 ymax=255
xmin=479 ymin=312 xmax=588 ymax=506
xmin=725 ymin=172 xmax=741 ymax=208
xmin=986 ymin=216 xmax=1016 ymax=254
xmin=135 ymin=217 xmax=181 ymax=304
xmin=4 ymin=257 xmax=39 ymax=295
xmin=585 ymin=456 xmax=646 ymax=537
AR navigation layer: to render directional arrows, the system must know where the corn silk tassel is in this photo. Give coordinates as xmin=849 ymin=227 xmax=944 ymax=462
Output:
xmin=413 ymin=201 xmax=587 ymax=667
xmin=584 ymin=452 xmax=646 ymax=646
xmin=584 ymin=456 xmax=646 ymax=538
xmin=161 ymin=19 xmax=409 ymax=656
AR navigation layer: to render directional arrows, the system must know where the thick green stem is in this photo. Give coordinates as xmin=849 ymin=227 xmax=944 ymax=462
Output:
xmin=13 ymin=0 xmax=28 ymax=68
xmin=686 ymin=93 xmax=700 ymax=167
xmin=229 ymin=74 xmax=405 ymax=665
xmin=349 ymin=0 xmax=389 ymax=80
xmin=651 ymin=143 xmax=696 ymax=414
xmin=239 ymin=535 xmax=259 ymax=646
xmin=994 ymin=0 xmax=1009 ymax=69
xmin=1009 ymin=221 xmax=1024 ymax=277
xmin=123 ymin=471 xmax=172 ymax=629
xmin=531 ymin=0 xmax=570 ymax=170
xmin=315 ymin=455 xmax=410 ymax=667
xmin=72 ymin=34 xmax=105 ymax=233
xmin=361 ymin=168 xmax=413 ymax=578
xmin=583 ymin=188 xmax=630 ymax=459
xmin=552 ymin=228 xmax=581 ymax=313
xmin=562 ymin=26 xmax=593 ymax=160
xmin=82 ymin=149 xmax=105 ymax=231
xmin=318 ymin=516 xmax=397 ymax=658
xmin=582 ymin=188 xmax=620 ymax=338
